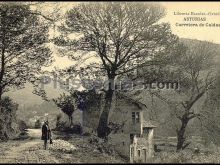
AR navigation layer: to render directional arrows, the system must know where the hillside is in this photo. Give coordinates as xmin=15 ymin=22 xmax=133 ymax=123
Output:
xmin=4 ymin=38 xmax=220 ymax=131
xmin=5 ymin=83 xmax=69 ymax=128
xmin=6 ymin=38 xmax=220 ymax=105
xmin=180 ymin=38 xmax=220 ymax=64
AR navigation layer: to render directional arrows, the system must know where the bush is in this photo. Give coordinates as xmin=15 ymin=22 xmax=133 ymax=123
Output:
xmin=153 ymin=149 xmax=220 ymax=163
xmin=153 ymin=151 xmax=192 ymax=163
xmin=13 ymin=130 xmax=29 ymax=140
xmin=0 ymin=97 xmax=20 ymax=140
xmin=0 ymin=96 xmax=18 ymax=112
xmin=55 ymin=114 xmax=63 ymax=129
xmin=34 ymin=119 xmax=41 ymax=129
xmin=18 ymin=120 xmax=28 ymax=131
xmin=55 ymin=120 xmax=83 ymax=135
xmin=62 ymin=124 xmax=83 ymax=134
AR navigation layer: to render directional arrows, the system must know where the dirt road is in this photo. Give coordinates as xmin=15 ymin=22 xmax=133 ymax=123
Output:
xmin=0 ymin=129 xmax=74 ymax=163
xmin=0 ymin=129 xmax=126 ymax=163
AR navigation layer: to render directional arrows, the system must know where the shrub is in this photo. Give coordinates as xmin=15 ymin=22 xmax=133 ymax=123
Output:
xmin=62 ymin=124 xmax=83 ymax=134
xmin=0 ymin=97 xmax=20 ymax=140
xmin=18 ymin=120 xmax=28 ymax=131
xmin=153 ymin=149 xmax=220 ymax=163
xmin=34 ymin=119 xmax=41 ymax=129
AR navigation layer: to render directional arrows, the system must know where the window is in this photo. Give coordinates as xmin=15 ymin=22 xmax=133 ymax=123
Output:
xmin=143 ymin=127 xmax=149 ymax=135
xmin=136 ymin=134 xmax=140 ymax=137
xmin=131 ymin=147 xmax=134 ymax=158
xmin=132 ymin=112 xmax=140 ymax=123
xmin=143 ymin=149 xmax=147 ymax=162
xmin=130 ymin=134 xmax=134 ymax=143
xmin=132 ymin=112 xmax=135 ymax=123
xmin=136 ymin=112 xmax=140 ymax=123
xmin=138 ymin=150 xmax=141 ymax=157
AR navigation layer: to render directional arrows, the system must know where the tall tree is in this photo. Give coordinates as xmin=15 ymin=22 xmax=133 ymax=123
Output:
xmin=53 ymin=2 xmax=178 ymax=138
xmin=148 ymin=40 xmax=218 ymax=151
xmin=0 ymin=3 xmax=53 ymax=100
xmin=200 ymin=72 xmax=220 ymax=145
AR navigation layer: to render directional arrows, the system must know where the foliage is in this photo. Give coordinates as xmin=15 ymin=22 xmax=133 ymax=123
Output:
xmin=18 ymin=120 xmax=28 ymax=131
xmin=153 ymin=148 xmax=220 ymax=163
xmin=144 ymin=40 xmax=218 ymax=150
xmin=0 ymin=96 xmax=18 ymax=112
xmin=54 ymin=2 xmax=178 ymax=81
xmin=53 ymin=2 xmax=178 ymax=138
xmin=53 ymin=93 xmax=75 ymax=125
xmin=0 ymin=3 xmax=53 ymax=99
xmin=56 ymin=114 xmax=62 ymax=129
xmin=34 ymin=119 xmax=41 ymax=129
xmin=0 ymin=96 xmax=19 ymax=140
xmin=71 ymin=89 xmax=102 ymax=112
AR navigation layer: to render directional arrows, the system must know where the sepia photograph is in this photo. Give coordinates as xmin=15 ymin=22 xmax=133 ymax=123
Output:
xmin=0 ymin=1 xmax=220 ymax=163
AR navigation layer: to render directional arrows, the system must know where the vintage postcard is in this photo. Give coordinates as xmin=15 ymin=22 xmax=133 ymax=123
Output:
xmin=0 ymin=1 xmax=220 ymax=163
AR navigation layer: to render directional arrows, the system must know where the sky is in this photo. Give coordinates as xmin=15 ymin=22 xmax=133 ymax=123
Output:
xmin=37 ymin=2 xmax=220 ymax=44
xmin=34 ymin=2 xmax=220 ymax=70
xmin=8 ymin=2 xmax=220 ymax=103
xmin=161 ymin=2 xmax=220 ymax=44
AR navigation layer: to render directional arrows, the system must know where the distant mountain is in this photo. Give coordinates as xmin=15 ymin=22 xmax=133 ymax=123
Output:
xmin=5 ymin=82 xmax=69 ymax=126
xmin=180 ymin=38 xmax=220 ymax=64
xmin=17 ymin=99 xmax=61 ymax=128
xmin=5 ymin=82 xmax=69 ymax=107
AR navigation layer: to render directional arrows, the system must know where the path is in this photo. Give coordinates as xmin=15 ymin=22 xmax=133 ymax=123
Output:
xmin=0 ymin=129 xmax=125 ymax=163
xmin=0 ymin=129 xmax=71 ymax=163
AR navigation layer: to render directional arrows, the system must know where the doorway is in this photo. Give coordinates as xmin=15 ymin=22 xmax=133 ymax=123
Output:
xmin=143 ymin=149 xmax=147 ymax=162
xmin=130 ymin=147 xmax=134 ymax=162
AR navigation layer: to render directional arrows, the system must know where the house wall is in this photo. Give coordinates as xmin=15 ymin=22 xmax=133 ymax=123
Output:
xmin=109 ymin=98 xmax=144 ymax=134
xmin=130 ymin=108 xmax=143 ymax=134
xmin=108 ymin=132 xmax=130 ymax=157
xmin=82 ymin=93 xmax=102 ymax=134
xmin=108 ymin=98 xmax=145 ymax=158
xmin=148 ymin=129 xmax=154 ymax=158
xmin=130 ymin=136 xmax=149 ymax=163
xmin=136 ymin=146 xmax=148 ymax=163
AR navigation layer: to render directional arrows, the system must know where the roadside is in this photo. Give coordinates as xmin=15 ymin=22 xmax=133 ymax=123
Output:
xmin=0 ymin=129 xmax=126 ymax=163
xmin=0 ymin=129 xmax=61 ymax=163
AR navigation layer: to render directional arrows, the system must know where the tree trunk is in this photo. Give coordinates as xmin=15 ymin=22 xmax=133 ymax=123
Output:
xmin=97 ymin=78 xmax=115 ymax=139
xmin=176 ymin=116 xmax=189 ymax=151
xmin=0 ymin=88 xmax=3 ymax=108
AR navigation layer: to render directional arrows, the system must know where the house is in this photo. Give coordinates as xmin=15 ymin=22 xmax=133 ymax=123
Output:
xmin=108 ymin=93 xmax=157 ymax=163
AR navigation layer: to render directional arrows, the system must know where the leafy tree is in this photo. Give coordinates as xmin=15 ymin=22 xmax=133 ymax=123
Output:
xmin=173 ymin=41 xmax=217 ymax=151
xmin=53 ymin=93 xmax=75 ymax=126
xmin=200 ymin=73 xmax=220 ymax=145
xmin=0 ymin=3 xmax=52 ymax=100
xmin=148 ymin=41 xmax=218 ymax=151
xmin=53 ymin=2 xmax=178 ymax=138
xmin=0 ymin=96 xmax=18 ymax=112
xmin=208 ymin=73 xmax=220 ymax=107
xmin=0 ymin=96 xmax=18 ymax=140
xmin=71 ymin=89 xmax=101 ymax=111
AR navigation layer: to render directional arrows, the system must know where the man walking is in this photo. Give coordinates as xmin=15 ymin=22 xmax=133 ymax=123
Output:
xmin=41 ymin=121 xmax=50 ymax=150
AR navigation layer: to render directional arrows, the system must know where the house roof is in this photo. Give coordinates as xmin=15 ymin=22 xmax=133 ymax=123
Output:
xmin=142 ymin=120 xmax=157 ymax=128
xmin=116 ymin=92 xmax=147 ymax=110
